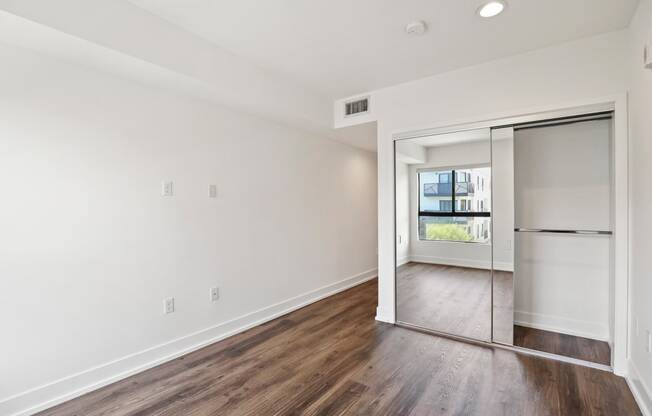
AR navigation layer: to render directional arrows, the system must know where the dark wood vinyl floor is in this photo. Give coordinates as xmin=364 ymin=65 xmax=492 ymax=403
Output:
xmin=515 ymin=325 xmax=612 ymax=366
xmin=38 ymin=279 xmax=640 ymax=416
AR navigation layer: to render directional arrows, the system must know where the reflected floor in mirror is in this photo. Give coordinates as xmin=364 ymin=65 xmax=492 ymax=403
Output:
xmin=396 ymin=262 xmax=496 ymax=341
xmin=492 ymin=269 xmax=514 ymax=344
xmin=514 ymin=326 xmax=611 ymax=366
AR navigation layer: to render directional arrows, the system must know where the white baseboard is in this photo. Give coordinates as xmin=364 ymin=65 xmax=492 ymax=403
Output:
xmin=408 ymin=255 xmax=513 ymax=272
xmin=396 ymin=256 xmax=410 ymax=267
xmin=514 ymin=310 xmax=609 ymax=342
xmin=492 ymin=261 xmax=514 ymax=272
xmin=375 ymin=306 xmax=395 ymax=324
xmin=627 ymin=360 xmax=652 ymax=416
xmin=1 ymin=268 xmax=378 ymax=416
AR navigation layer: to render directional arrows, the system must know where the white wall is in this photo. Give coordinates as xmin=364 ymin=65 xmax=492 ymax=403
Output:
xmin=372 ymin=30 xmax=629 ymax=326
xmin=627 ymin=0 xmax=652 ymax=413
xmin=0 ymin=42 xmax=378 ymax=416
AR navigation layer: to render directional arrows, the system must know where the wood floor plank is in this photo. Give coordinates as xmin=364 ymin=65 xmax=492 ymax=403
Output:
xmin=36 ymin=279 xmax=641 ymax=416
xmin=514 ymin=325 xmax=612 ymax=366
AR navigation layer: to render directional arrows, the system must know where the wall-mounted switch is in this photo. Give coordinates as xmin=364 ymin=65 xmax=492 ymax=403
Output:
xmin=208 ymin=184 xmax=218 ymax=198
xmin=161 ymin=181 xmax=174 ymax=197
xmin=164 ymin=297 xmax=175 ymax=314
xmin=210 ymin=287 xmax=219 ymax=302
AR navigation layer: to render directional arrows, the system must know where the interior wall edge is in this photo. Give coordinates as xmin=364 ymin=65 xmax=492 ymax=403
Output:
xmin=627 ymin=359 xmax=652 ymax=416
xmin=0 ymin=268 xmax=378 ymax=416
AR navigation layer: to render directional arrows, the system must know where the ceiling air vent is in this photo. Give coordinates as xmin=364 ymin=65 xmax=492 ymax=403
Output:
xmin=345 ymin=97 xmax=369 ymax=117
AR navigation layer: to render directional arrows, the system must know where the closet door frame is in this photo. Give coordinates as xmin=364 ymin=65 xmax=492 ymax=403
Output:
xmin=390 ymin=95 xmax=629 ymax=376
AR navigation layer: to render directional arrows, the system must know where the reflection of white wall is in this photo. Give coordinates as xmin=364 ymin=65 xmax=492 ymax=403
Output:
xmin=515 ymin=120 xmax=612 ymax=231
xmin=395 ymin=161 xmax=410 ymax=265
xmin=513 ymin=119 xmax=612 ymax=341
xmin=515 ymin=233 xmax=610 ymax=340
xmin=492 ymin=128 xmax=515 ymax=270
xmin=395 ymin=141 xmax=426 ymax=164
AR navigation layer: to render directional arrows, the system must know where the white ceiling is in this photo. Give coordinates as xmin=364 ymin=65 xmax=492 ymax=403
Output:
xmin=332 ymin=122 xmax=378 ymax=152
xmin=129 ymin=0 xmax=639 ymax=99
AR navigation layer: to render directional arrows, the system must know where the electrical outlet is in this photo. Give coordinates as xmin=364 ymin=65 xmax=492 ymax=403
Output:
xmin=208 ymin=184 xmax=217 ymax=198
xmin=164 ymin=297 xmax=175 ymax=314
xmin=210 ymin=287 xmax=219 ymax=302
xmin=161 ymin=181 xmax=174 ymax=197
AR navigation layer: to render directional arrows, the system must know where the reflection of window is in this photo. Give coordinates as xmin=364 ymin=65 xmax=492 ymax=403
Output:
xmin=440 ymin=200 xmax=452 ymax=211
xmin=418 ymin=167 xmax=491 ymax=243
xmin=423 ymin=183 xmax=437 ymax=197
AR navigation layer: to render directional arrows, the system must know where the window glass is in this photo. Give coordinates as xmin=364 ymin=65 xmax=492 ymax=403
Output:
xmin=419 ymin=170 xmax=452 ymax=212
xmin=418 ymin=167 xmax=491 ymax=243
xmin=418 ymin=217 xmax=491 ymax=243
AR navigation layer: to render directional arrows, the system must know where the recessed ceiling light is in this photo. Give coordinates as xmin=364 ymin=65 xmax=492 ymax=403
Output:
xmin=405 ymin=20 xmax=428 ymax=36
xmin=478 ymin=1 xmax=506 ymax=18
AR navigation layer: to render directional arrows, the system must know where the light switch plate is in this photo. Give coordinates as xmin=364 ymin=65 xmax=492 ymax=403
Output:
xmin=208 ymin=184 xmax=217 ymax=198
xmin=161 ymin=181 xmax=174 ymax=197
xmin=210 ymin=287 xmax=219 ymax=302
xmin=164 ymin=297 xmax=175 ymax=314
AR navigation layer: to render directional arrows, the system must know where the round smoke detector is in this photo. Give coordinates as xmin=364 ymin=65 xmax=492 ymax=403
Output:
xmin=405 ymin=20 xmax=427 ymax=36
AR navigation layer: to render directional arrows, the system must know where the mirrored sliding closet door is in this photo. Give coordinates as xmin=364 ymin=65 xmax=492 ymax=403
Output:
xmin=493 ymin=113 xmax=614 ymax=366
xmin=395 ymin=129 xmax=492 ymax=342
